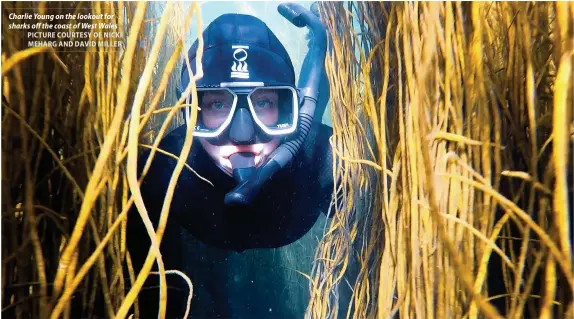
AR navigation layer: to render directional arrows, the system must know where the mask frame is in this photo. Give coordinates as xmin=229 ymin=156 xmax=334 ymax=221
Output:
xmin=184 ymin=82 xmax=300 ymax=138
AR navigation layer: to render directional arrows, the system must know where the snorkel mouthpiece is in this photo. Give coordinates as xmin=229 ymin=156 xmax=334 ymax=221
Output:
xmin=224 ymin=2 xmax=327 ymax=205
xmin=229 ymin=153 xmax=256 ymax=183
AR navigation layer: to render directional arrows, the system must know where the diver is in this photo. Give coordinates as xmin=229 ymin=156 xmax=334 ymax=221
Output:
xmin=126 ymin=3 xmax=334 ymax=318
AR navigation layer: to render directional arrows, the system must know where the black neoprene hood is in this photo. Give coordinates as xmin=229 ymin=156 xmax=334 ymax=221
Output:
xmin=180 ymin=13 xmax=296 ymax=90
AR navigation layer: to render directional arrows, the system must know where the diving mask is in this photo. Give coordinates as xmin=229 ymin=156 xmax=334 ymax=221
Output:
xmin=185 ymin=82 xmax=300 ymax=138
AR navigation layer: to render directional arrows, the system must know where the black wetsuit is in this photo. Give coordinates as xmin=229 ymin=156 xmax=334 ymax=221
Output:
xmin=126 ymin=123 xmax=333 ymax=318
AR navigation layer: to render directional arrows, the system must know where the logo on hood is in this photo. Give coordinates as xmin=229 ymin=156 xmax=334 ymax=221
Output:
xmin=231 ymin=45 xmax=249 ymax=79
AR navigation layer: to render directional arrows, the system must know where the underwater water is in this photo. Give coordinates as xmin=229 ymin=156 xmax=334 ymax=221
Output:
xmin=178 ymin=215 xmax=333 ymax=318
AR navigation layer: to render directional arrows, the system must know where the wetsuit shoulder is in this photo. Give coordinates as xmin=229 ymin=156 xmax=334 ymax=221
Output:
xmin=313 ymin=123 xmax=333 ymax=160
xmin=307 ymin=123 xmax=334 ymax=216
xmin=136 ymin=125 xmax=192 ymax=179
xmin=142 ymin=125 xmax=188 ymax=158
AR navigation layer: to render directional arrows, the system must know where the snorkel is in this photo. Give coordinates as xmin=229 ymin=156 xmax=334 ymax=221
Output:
xmin=224 ymin=2 xmax=328 ymax=205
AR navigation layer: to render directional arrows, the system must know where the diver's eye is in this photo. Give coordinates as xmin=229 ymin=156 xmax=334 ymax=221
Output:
xmin=253 ymin=99 xmax=275 ymax=109
xmin=206 ymin=101 xmax=230 ymax=111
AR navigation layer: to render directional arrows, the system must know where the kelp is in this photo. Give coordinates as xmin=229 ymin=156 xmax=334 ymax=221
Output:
xmin=2 ymin=2 xmax=201 ymax=318
xmin=310 ymin=2 xmax=573 ymax=318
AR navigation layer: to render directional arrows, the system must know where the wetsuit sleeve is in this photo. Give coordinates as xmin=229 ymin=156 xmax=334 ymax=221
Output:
xmin=125 ymin=147 xmax=188 ymax=318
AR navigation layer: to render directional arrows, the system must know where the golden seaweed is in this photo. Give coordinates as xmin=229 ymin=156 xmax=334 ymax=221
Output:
xmin=309 ymin=2 xmax=573 ymax=319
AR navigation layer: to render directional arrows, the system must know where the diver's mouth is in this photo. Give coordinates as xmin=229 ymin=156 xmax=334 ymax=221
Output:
xmin=220 ymin=154 xmax=264 ymax=170
xmin=219 ymin=144 xmax=266 ymax=170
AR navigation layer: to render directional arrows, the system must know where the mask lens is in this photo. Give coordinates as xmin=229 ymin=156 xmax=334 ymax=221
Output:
xmin=248 ymin=87 xmax=297 ymax=134
xmin=193 ymin=89 xmax=236 ymax=136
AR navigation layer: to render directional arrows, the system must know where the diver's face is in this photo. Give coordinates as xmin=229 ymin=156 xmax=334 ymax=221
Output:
xmin=199 ymin=89 xmax=281 ymax=176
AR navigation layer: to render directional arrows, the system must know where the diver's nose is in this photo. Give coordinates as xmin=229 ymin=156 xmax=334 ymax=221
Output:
xmin=229 ymin=108 xmax=255 ymax=144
